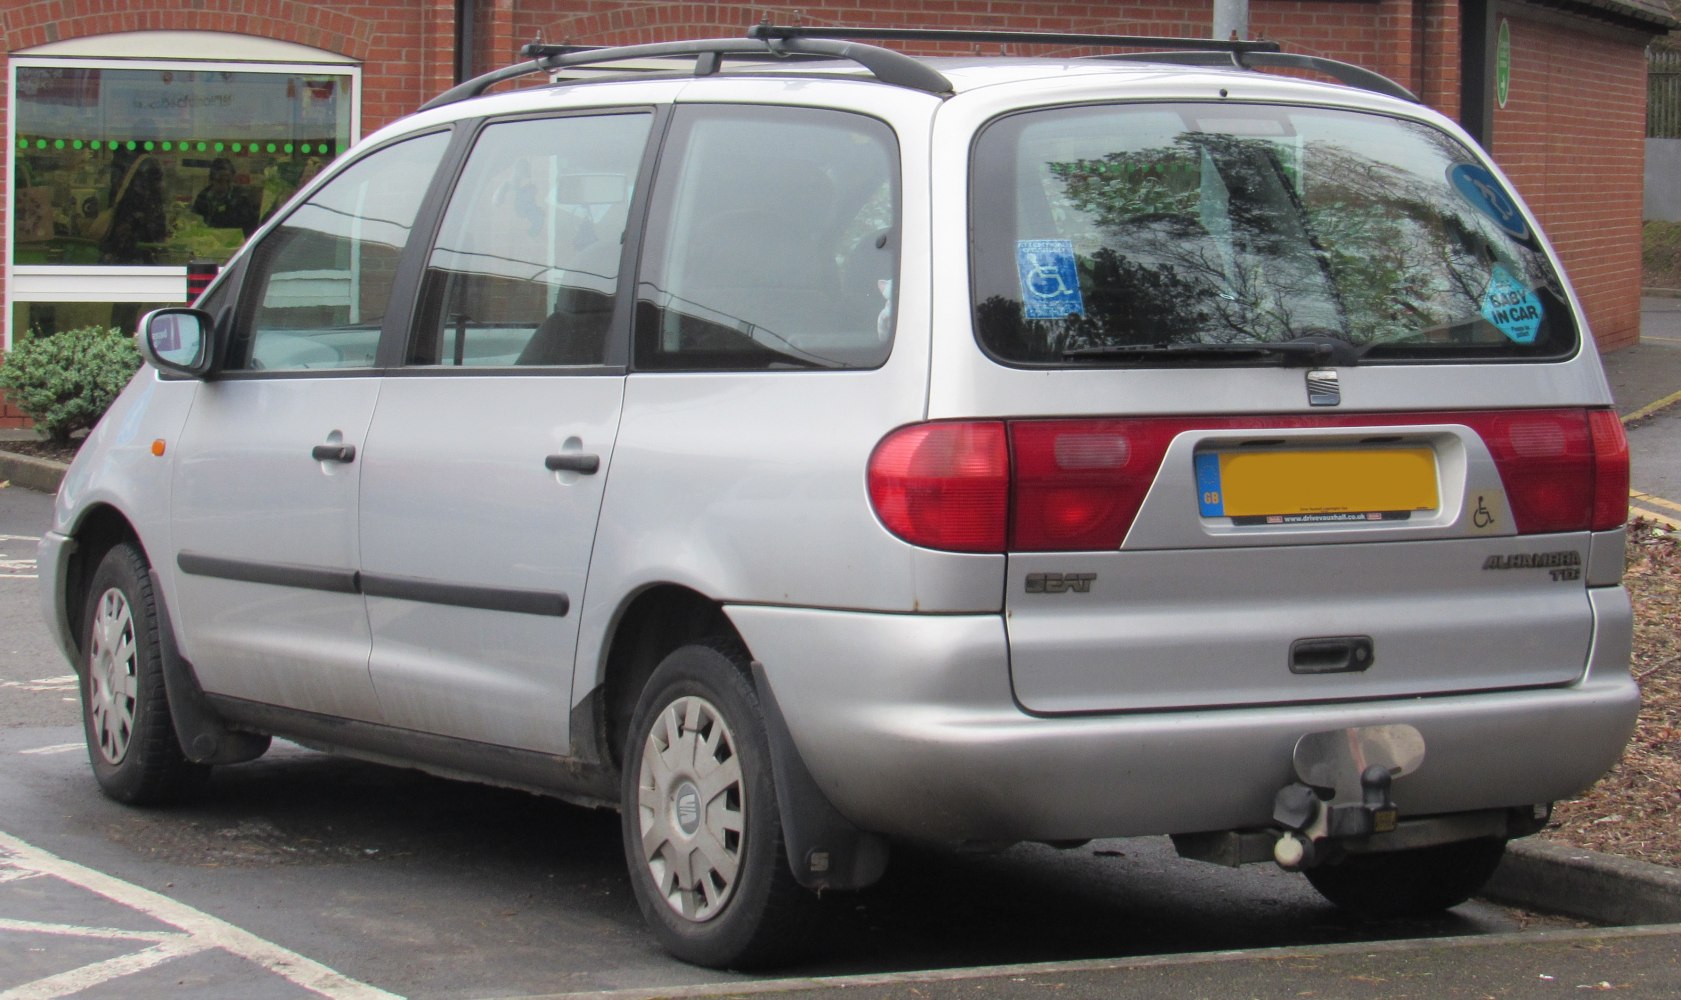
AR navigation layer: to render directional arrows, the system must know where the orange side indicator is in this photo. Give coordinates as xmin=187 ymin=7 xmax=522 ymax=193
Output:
xmin=151 ymin=439 xmax=167 ymax=457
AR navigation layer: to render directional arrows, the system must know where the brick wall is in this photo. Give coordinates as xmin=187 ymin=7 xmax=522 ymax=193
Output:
xmin=1491 ymin=7 xmax=1649 ymax=351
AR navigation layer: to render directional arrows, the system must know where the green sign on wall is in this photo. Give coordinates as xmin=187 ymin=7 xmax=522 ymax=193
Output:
xmin=1496 ymin=19 xmax=1511 ymax=109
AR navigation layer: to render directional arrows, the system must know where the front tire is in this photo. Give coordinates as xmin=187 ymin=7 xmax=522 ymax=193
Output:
xmin=620 ymin=641 xmax=819 ymax=968
xmin=1304 ymin=837 xmax=1508 ymax=918
xmin=79 ymin=542 xmax=210 ymax=805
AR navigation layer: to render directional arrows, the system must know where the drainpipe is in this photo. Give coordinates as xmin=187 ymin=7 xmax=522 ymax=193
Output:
xmin=455 ymin=0 xmax=478 ymax=83
xmin=1213 ymin=0 xmax=1249 ymax=41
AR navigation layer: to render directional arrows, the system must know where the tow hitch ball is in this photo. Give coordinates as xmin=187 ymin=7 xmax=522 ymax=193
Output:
xmin=1270 ymin=724 xmax=1424 ymax=870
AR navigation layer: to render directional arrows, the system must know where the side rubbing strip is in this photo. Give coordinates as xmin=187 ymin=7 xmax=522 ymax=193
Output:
xmin=361 ymin=574 xmax=569 ymax=617
xmin=176 ymin=553 xmax=568 ymax=616
xmin=177 ymin=552 xmax=359 ymax=594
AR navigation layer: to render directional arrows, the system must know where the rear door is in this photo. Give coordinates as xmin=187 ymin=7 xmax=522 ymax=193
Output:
xmin=170 ymin=133 xmax=451 ymax=719
xmin=953 ymin=99 xmax=1624 ymax=714
xmin=357 ymin=111 xmax=652 ymax=754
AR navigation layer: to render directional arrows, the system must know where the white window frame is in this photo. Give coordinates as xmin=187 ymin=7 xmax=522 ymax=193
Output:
xmin=6 ymin=35 xmax=362 ymax=348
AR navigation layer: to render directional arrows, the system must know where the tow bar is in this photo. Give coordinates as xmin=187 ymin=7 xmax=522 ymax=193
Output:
xmin=1271 ymin=724 xmax=1423 ymax=869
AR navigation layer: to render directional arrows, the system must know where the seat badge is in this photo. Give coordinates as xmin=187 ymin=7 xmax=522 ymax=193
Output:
xmin=1306 ymin=369 xmax=1340 ymax=407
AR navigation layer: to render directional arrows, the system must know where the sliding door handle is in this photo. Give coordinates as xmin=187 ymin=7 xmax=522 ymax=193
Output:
xmin=545 ymin=453 xmax=600 ymax=475
xmin=312 ymin=443 xmax=357 ymax=464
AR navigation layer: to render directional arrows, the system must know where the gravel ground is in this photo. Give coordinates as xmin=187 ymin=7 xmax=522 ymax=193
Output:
xmin=1542 ymin=518 xmax=1681 ymax=868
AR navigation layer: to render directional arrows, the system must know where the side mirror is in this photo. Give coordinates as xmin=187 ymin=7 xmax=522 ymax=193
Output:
xmin=138 ymin=307 xmax=213 ymax=377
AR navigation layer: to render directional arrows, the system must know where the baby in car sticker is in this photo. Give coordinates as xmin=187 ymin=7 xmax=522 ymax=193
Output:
xmin=1480 ymin=265 xmax=1543 ymax=344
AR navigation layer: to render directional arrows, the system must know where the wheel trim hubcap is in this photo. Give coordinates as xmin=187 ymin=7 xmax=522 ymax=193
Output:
xmin=636 ymin=694 xmax=745 ymax=922
xmin=88 ymin=587 xmax=138 ymax=765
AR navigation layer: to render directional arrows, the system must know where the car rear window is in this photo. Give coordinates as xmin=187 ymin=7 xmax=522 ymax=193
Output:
xmin=971 ymin=103 xmax=1577 ymax=366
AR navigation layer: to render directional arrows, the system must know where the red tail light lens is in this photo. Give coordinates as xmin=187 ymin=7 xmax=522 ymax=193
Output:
xmin=868 ymin=408 xmax=1627 ymax=553
xmin=1588 ymin=408 xmax=1630 ymax=531
xmin=1010 ymin=419 xmax=1187 ymax=551
xmin=867 ymin=422 xmax=1008 ymax=553
xmin=1458 ymin=408 xmax=1626 ymax=534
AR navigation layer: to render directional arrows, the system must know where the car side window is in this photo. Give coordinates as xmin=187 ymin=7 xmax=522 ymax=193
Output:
xmin=634 ymin=106 xmax=900 ymax=371
xmin=227 ymin=132 xmax=449 ymax=372
xmin=409 ymin=112 xmax=652 ymax=367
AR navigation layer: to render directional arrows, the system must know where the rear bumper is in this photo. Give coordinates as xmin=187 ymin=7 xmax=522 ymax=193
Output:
xmin=727 ymin=588 xmax=1637 ymax=842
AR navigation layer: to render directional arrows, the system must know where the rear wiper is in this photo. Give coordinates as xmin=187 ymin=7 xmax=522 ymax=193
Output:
xmin=1064 ymin=331 xmax=1377 ymax=366
xmin=1063 ymin=339 xmax=1346 ymax=366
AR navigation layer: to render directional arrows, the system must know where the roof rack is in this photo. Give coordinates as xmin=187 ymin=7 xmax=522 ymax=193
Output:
xmin=754 ymin=26 xmax=1414 ymax=103
xmin=420 ymin=31 xmax=955 ymax=110
xmin=746 ymin=24 xmax=1283 ymax=57
xmin=419 ymin=23 xmax=1412 ymax=112
xmin=1095 ymin=50 xmax=1420 ymax=103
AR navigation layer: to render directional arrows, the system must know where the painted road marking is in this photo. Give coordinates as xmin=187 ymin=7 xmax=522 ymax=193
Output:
xmin=1 ymin=678 xmax=76 ymax=695
xmin=1622 ymin=387 xmax=1681 ymax=424
xmin=1630 ymin=505 xmax=1680 ymax=529
xmin=17 ymin=744 xmax=82 ymax=756
xmin=0 ymin=831 xmax=402 ymax=1000
xmin=0 ymin=534 xmax=40 ymax=578
xmin=1632 ymin=491 xmax=1681 ymax=514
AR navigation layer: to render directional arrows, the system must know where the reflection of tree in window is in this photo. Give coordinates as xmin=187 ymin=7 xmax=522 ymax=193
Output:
xmin=1026 ymin=134 xmax=1345 ymax=349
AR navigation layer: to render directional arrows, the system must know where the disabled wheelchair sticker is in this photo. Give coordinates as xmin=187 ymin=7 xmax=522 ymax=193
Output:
xmin=1016 ymin=239 xmax=1086 ymax=319
xmin=1449 ymin=163 xmax=1530 ymax=242
xmin=1480 ymin=266 xmax=1544 ymax=344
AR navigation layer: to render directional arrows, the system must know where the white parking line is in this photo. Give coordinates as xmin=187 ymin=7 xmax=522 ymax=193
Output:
xmin=17 ymin=744 xmax=82 ymax=756
xmin=5 ymin=938 xmax=213 ymax=1000
xmin=0 ymin=678 xmax=77 ymax=695
xmin=0 ymin=831 xmax=402 ymax=1000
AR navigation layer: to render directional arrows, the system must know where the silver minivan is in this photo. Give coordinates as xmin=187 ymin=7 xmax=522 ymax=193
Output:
xmin=40 ymin=26 xmax=1637 ymax=968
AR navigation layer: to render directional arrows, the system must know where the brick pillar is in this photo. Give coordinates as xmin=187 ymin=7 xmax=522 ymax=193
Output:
xmin=1378 ymin=0 xmax=1421 ymax=97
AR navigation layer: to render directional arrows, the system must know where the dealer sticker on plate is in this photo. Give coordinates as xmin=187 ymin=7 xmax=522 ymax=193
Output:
xmin=1196 ymin=447 xmax=1438 ymax=524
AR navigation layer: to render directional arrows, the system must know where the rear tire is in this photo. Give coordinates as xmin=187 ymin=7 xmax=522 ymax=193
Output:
xmin=1304 ymin=837 xmax=1507 ymax=918
xmin=620 ymin=640 xmax=819 ymax=969
xmin=79 ymin=542 xmax=210 ymax=805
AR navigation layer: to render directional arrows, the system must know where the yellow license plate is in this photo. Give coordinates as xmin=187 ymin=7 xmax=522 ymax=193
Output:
xmin=1195 ymin=447 xmax=1438 ymax=523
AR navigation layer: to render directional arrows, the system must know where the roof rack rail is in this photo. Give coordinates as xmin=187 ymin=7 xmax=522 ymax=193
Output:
xmin=419 ymin=30 xmax=954 ymax=111
xmin=746 ymin=24 xmax=1283 ymax=57
xmin=1095 ymin=50 xmax=1419 ymax=103
xmin=418 ymin=24 xmax=1412 ymax=112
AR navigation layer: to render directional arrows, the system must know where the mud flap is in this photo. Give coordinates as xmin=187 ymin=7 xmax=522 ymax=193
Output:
xmin=148 ymin=569 xmax=271 ymax=765
xmin=751 ymin=660 xmax=891 ymax=891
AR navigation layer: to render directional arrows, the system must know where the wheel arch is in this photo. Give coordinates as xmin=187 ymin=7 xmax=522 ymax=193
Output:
xmin=593 ymin=582 xmax=741 ymax=771
xmin=59 ymin=503 xmax=144 ymax=664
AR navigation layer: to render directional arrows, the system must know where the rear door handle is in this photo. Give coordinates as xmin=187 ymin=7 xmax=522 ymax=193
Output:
xmin=545 ymin=453 xmax=601 ymax=475
xmin=312 ymin=443 xmax=357 ymax=464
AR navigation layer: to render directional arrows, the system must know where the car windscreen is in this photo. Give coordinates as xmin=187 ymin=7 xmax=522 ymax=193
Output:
xmin=971 ymin=103 xmax=1577 ymax=366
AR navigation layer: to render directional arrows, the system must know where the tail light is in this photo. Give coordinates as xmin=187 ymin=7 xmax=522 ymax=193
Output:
xmin=866 ymin=422 xmax=1008 ymax=553
xmin=867 ymin=408 xmax=1628 ymax=553
xmin=1458 ymin=409 xmax=1627 ymax=534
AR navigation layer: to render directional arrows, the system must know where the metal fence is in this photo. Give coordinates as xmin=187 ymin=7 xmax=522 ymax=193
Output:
xmin=1653 ymin=45 xmax=1681 ymax=138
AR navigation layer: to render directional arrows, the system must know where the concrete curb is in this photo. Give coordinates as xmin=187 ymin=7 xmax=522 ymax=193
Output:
xmin=0 ymin=449 xmax=66 ymax=494
xmin=1484 ymin=839 xmax=1681 ymax=926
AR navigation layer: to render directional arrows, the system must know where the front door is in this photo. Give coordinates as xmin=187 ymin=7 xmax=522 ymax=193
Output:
xmin=169 ymin=132 xmax=451 ymax=720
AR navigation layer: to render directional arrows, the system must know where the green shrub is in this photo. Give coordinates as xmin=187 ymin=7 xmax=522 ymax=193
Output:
xmin=0 ymin=326 xmax=142 ymax=444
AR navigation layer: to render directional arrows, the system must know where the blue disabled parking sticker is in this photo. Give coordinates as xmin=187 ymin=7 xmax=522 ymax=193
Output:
xmin=1480 ymin=266 xmax=1544 ymax=344
xmin=1016 ymin=239 xmax=1086 ymax=319
xmin=1449 ymin=163 xmax=1530 ymax=241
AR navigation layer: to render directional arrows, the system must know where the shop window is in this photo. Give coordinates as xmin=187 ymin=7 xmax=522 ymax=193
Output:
xmin=12 ymin=65 xmax=353 ymax=268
